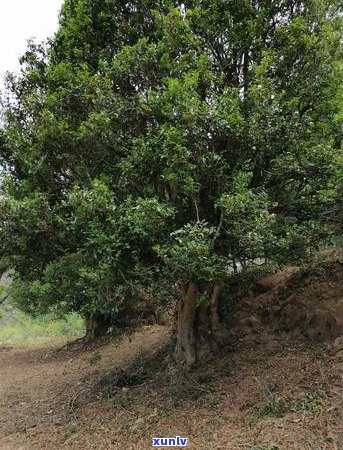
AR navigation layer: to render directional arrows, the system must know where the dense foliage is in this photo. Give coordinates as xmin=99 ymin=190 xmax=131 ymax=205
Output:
xmin=0 ymin=0 xmax=342 ymax=363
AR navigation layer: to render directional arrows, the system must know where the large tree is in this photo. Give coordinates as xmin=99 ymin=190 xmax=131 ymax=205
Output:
xmin=0 ymin=0 xmax=342 ymax=363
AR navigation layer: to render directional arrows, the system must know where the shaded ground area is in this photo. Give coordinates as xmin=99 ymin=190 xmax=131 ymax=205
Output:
xmin=1 ymin=330 xmax=342 ymax=449
xmin=1 ymin=258 xmax=343 ymax=450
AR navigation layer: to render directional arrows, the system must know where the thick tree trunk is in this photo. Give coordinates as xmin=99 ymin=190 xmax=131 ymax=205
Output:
xmin=84 ymin=313 xmax=112 ymax=341
xmin=209 ymin=284 xmax=227 ymax=346
xmin=175 ymin=283 xmax=228 ymax=368
xmin=174 ymin=283 xmax=197 ymax=367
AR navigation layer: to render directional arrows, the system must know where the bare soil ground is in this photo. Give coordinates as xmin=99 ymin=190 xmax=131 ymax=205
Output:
xmin=1 ymin=260 xmax=342 ymax=450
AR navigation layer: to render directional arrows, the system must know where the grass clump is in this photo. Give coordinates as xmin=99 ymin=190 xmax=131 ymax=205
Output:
xmin=296 ymin=393 xmax=321 ymax=415
xmin=161 ymin=370 xmax=218 ymax=408
xmin=85 ymin=351 xmax=102 ymax=365
xmin=64 ymin=421 xmax=78 ymax=436
xmin=250 ymin=379 xmax=291 ymax=422
xmin=251 ymin=395 xmax=290 ymax=421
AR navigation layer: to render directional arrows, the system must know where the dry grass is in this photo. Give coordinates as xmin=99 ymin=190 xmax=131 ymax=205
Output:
xmin=0 ymin=322 xmax=342 ymax=450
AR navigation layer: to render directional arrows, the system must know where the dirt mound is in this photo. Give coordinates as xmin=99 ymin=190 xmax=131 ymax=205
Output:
xmin=230 ymin=254 xmax=343 ymax=344
xmin=279 ymin=264 xmax=343 ymax=341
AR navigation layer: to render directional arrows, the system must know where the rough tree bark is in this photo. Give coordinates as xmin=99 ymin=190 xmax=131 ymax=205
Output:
xmin=84 ymin=313 xmax=112 ymax=341
xmin=174 ymin=282 xmax=228 ymax=368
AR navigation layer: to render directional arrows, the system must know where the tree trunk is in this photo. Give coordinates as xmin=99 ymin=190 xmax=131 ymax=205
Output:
xmin=175 ymin=283 xmax=228 ymax=368
xmin=84 ymin=313 xmax=112 ymax=341
xmin=174 ymin=283 xmax=197 ymax=367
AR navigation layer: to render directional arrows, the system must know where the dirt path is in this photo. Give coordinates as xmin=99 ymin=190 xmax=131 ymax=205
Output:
xmin=0 ymin=326 xmax=170 ymax=450
xmin=0 ymin=325 xmax=342 ymax=450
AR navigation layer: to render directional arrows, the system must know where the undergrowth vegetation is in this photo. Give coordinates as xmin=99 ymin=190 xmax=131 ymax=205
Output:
xmin=0 ymin=299 xmax=84 ymax=346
